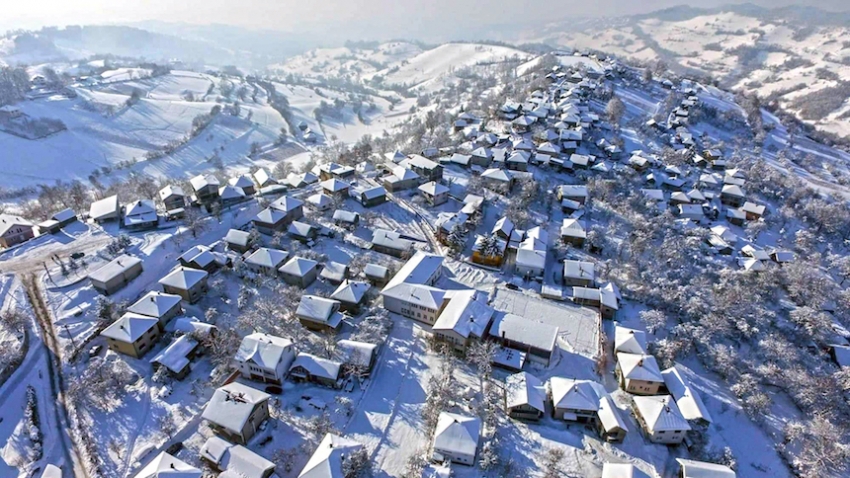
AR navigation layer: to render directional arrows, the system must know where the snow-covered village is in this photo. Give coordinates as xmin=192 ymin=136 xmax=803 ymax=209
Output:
xmin=1 ymin=2 xmax=850 ymax=478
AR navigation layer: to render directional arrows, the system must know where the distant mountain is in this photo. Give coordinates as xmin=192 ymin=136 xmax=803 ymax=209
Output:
xmin=515 ymin=4 xmax=850 ymax=139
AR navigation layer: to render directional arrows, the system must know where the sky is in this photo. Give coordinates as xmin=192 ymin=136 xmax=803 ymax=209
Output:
xmin=2 ymin=0 xmax=849 ymax=38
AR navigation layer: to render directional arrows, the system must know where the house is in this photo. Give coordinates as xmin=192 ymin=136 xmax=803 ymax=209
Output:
xmin=401 ymin=155 xmax=443 ymax=182
xmin=330 ymin=280 xmax=371 ymax=313
xmin=471 ymin=234 xmax=507 ymax=267
xmin=470 ymin=147 xmax=493 ymax=167
xmin=333 ymin=210 xmax=360 ymax=227
xmin=190 ymin=174 xmax=221 ymax=203
xmin=219 ymin=185 xmax=247 ymax=207
xmin=279 ymin=257 xmax=319 ymax=288
xmin=432 ymin=290 xmax=494 ymax=351
xmin=317 ymin=162 xmax=355 ymax=180
xmin=633 ymin=395 xmax=691 ymax=444
xmin=676 ymin=459 xmax=736 ymax=478
xmin=380 ymin=252 xmax=447 ymax=324
xmin=159 ymin=185 xmax=186 ymax=214
xmin=569 ymin=153 xmax=591 ymax=170
xmin=200 ymin=436 xmax=275 ymax=478
xmin=306 ymin=193 xmax=334 ymax=212
xmin=662 ymin=366 xmax=712 ymax=425
xmin=741 ymin=244 xmax=770 ymax=261
xmin=228 ymin=175 xmax=257 ymax=196
xmin=101 ymin=313 xmax=160 ymax=358
xmin=512 ymin=115 xmax=535 ymax=133
xmin=127 ymin=291 xmax=182 ymax=328
xmin=614 ymin=326 xmax=647 ymax=355
xmin=288 ymin=220 xmax=319 ymax=242
xmin=418 ymin=181 xmax=450 ymax=206
xmin=202 ymin=382 xmax=271 ymax=445
xmin=224 ymin=229 xmax=252 ymax=253
xmin=320 ymin=261 xmax=349 ymax=284
xmin=150 ymin=335 xmax=198 ymax=379
xmin=720 ymin=185 xmax=745 ymax=207
xmin=371 ymin=229 xmax=414 ymax=258
xmin=382 ymin=166 xmax=420 ymax=192
xmin=296 ymin=295 xmax=345 ymax=332
xmin=335 ymin=340 xmax=378 ymax=376
xmin=253 ymin=208 xmax=289 ymax=234
xmin=134 ymin=452 xmax=201 ymax=478
xmin=298 ymin=433 xmax=363 ymax=478
xmin=158 ymin=267 xmax=208 ymax=304
xmin=549 ymin=377 xmax=600 ymax=422
xmin=616 ymin=353 xmax=663 ymax=395
xmin=599 ymin=282 xmax=620 ymax=319
xmin=123 ymin=200 xmax=158 ymax=230
xmin=269 ymin=196 xmax=305 ymax=223
xmin=253 ymin=168 xmax=278 ymax=189
xmin=726 ymin=208 xmax=746 ymax=226
xmin=37 ymin=208 xmax=77 ymax=235
xmin=562 ymin=260 xmax=594 ymax=286
xmin=88 ymin=195 xmax=120 ymax=222
xmin=597 ymin=396 xmax=628 ymax=443
xmin=770 ymin=250 xmax=794 ymax=264
xmin=505 ymin=372 xmax=546 ymax=420
xmin=480 ymin=168 xmax=515 ymax=193
xmin=178 ymin=246 xmax=219 ymax=274
xmin=363 ymin=263 xmax=390 ymax=286
xmin=506 ymin=152 xmax=529 ymax=172
xmin=741 ymin=201 xmax=766 ymax=220
xmin=0 ymin=215 xmax=34 ymax=248
xmin=560 ymin=218 xmax=587 ymax=247
xmin=289 ymin=353 xmax=342 ymax=387
xmin=245 ymin=248 xmax=290 ymax=275
xmin=287 ymin=172 xmax=319 ymax=188
xmin=234 ymin=333 xmax=296 ymax=384
xmin=320 ymin=178 xmax=350 ymax=198
xmin=489 ymin=313 xmax=558 ymax=366
xmin=492 ymin=216 xmax=514 ymax=242
xmin=515 ymin=238 xmax=546 ymax=280
xmin=677 ymin=204 xmax=704 ymax=221
xmin=432 ymin=413 xmax=480 ymax=466
xmin=358 ymin=186 xmax=387 ymax=207
xmin=89 ymin=254 xmax=144 ymax=295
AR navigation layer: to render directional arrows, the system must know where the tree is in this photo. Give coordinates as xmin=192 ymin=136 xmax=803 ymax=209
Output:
xmin=639 ymin=309 xmax=666 ymax=335
xmin=342 ymin=447 xmax=370 ymax=478
xmin=642 ymin=68 xmax=653 ymax=84
xmin=606 ymin=96 xmax=626 ymax=127
xmin=182 ymin=207 xmax=205 ymax=238
xmin=540 ymin=447 xmax=565 ymax=478
xmin=446 ymin=224 xmax=466 ymax=255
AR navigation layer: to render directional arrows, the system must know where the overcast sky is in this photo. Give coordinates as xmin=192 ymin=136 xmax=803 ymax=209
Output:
xmin=3 ymin=0 xmax=849 ymax=37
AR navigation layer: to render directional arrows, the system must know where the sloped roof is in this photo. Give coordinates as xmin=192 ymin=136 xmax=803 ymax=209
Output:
xmin=617 ymin=353 xmax=662 ymax=382
xmin=675 ymin=459 xmax=736 ymax=478
xmin=385 ymin=251 xmax=443 ymax=287
xmin=270 ymin=196 xmax=304 ymax=213
xmin=127 ymin=291 xmax=182 ymax=319
xmin=601 ymin=463 xmax=635 ymax=478
xmin=489 ymin=313 xmax=558 ymax=353
xmin=433 ymin=413 xmax=480 ymax=457
xmin=371 ymin=229 xmax=414 ymax=252
xmin=219 ymin=185 xmax=246 ymax=201
xmin=234 ymin=333 xmax=293 ymax=370
xmin=159 ymin=267 xmax=208 ymax=290
xmin=662 ymin=366 xmax=712 ymax=423
xmin=200 ymin=437 xmax=275 ymax=478
xmin=505 ymin=372 xmax=545 ymax=412
xmin=297 ymin=295 xmax=341 ymax=322
xmin=89 ymin=254 xmax=143 ymax=283
xmin=288 ymin=220 xmax=317 ymax=238
xmin=202 ymin=382 xmax=270 ymax=434
xmin=321 ymin=178 xmax=350 ymax=193
xmin=279 ymin=256 xmax=318 ymax=277
xmin=432 ymin=290 xmax=494 ymax=339
xmin=190 ymin=174 xmax=219 ymax=191
xmin=597 ymin=396 xmax=629 ymax=434
xmin=101 ymin=313 xmax=159 ymax=343
xmin=481 ymin=168 xmax=513 ymax=182
xmin=224 ymin=229 xmax=250 ymax=246
xmin=335 ymin=340 xmax=377 ymax=368
xmin=298 ymin=433 xmax=363 ymax=478
xmin=563 ymin=260 xmax=594 ymax=281
xmin=245 ymin=248 xmax=289 ymax=269
xmin=614 ymin=326 xmax=647 ymax=355
xmin=290 ymin=353 xmax=342 ymax=380
xmin=228 ymin=175 xmax=255 ymax=189
xmin=633 ymin=395 xmax=691 ymax=433
xmin=89 ymin=195 xmax=119 ymax=220
xmin=418 ymin=181 xmax=449 ymax=196
xmin=254 ymin=207 xmax=286 ymax=225
xmin=151 ymin=335 xmax=197 ymax=373
xmin=134 ymin=451 xmax=201 ymax=478
xmin=550 ymin=377 xmax=600 ymax=412
xmin=331 ymin=280 xmax=371 ymax=305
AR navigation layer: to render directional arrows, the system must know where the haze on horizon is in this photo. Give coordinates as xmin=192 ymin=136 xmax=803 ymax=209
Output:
xmin=3 ymin=0 xmax=850 ymax=42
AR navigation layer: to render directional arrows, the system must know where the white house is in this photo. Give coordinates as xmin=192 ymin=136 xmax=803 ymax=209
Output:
xmin=381 ymin=252 xmax=447 ymax=324
xmin=244 ymin=248 xmax=289 ymax=275
xmin=616 ymin=353 xmax=663 ymax=395
xmin=562 ymin=260 xmax=594 ymax=286
xmin=662 ymin=366 xmax=712 ymax=425
xmin=549 ymin=377 xmax=601 ymax=423
xmin=633 ymin=395 xmax=691 ymax=444
xmin=296 ymin=295 xmax=345 ymax=332
xmin=614 ymin=326 xmax=647 ymax=355
xmin=505 ymin=372 xmax=546 ymax=420
xmin=432 ymin=290 xmax=494 ymax=351
xmin=234 ymin=333 xmax=296 ymax=384
xmin=676 ymin=459 xmax=736 ymax=478
xmin=202 ymin=383 xmax=271 ymax=445
xmin=200 ymin=436 xmax=275 ymax=478
xmin=432 ymin=412 xmax=481 ymax=466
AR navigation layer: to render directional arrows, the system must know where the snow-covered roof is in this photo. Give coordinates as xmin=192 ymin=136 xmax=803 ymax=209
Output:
xmin=202 ymin=383 xmax=270 ymax=434
xmin=614 ymin=326 xmax=647 ymax=355
xmin=297 ymin=295 xmax=342 ymax=324
xmin=597 ymin=396 xmax=629 ymax=434
xmin=516 ymin=247 xmax=545 ymax=270
xmin=224 ymin=229 xmax=250 ymax=246
xmin=481 ymin=168 xmax=513 ymax=182
xmin=124 ymin=199 xmax=158 ymax=226
xmin=298 ymin=433 xmax=363 ymax=478
xmin=550 ymin=377 xmax=600 ymax=412
xmin=433 ymin=413 xmax=480 ymax=457
xmin=385 ymin=251 xmax=443 ymax=287
xmin=270 ymin=196 xmax=304 ymax=213
xmin=741 ymin=244 xmax=770 ymax=261
xmin=449 ymin=153 xmax=471 ymax=166
xmin=89 ymin=254 xmax=143 ymax=284
xmin=563 ymin=260 xmax=594 ymax=282
xmin=741 ymin=201 xmax=765 ymax=216
xmin=418 ymin=181 xmax=449 ymax=196
xmin=361 ymin=186 xmax=386 ymax=200
xmin=134 ymin=451 xmax=201 ymax=478
xmin=507 ymin=151 xmax=529 ymax=164
xmin=234 ymin=333 xmax=293 ymax=370
xmin=382 ymin=282 xmax=446 ymax=310
xmin=190 ymin=174 xmax=219 ymax=191
xmin=306 ymin=193 xmax=333 ymax=209
xmin=253 ymin=168 xmax=276 ymax=187
xmin=721 ymin=184 xmax=744 ymax=198
xmin=432 ymin=290 xmax=494 ymax=339
xmin=287 ymin=172 xmax=319 ymax=188
xmin=335 ymin=340 xmax=377 ymax=368
xmin=288 ymin=220 xmax=318 ymax=238
xmin=739 ymin=257 xmax=765 ymax=272
xmin=279 ymin=256 xmax=318 ymax=277
xmin=617 ymin=353 xmax=662 ymax=382
xmin=489 ymin=313 xmax=558 ymax=353
xmin=321 ymin=178 xmax=350 ymax=193
xmin=710 ymin=225 xmax=738 ymax=244
xmin=255 ymin=207 xmax=286 ymax=225
xmin=330 ymin=280 xmax=370 ymax=305
xmin=290 ymin=353 xmax=342 ymax=380
xmin=102 ymin=313 xmax=159 ymax=343
xmin=400 ymin=154 xmax=440 ymax=170
xmin=218 ymin=185 xmax=246 ymax=201
xmin=228 ymin=175 xmax=255 ymax=189
xmin=675 ymin=459 xmax=736 ymax=478
xmin=51 ymin=208 xmax=76 ymax=223
xmin=127 ymin=291 xmax=182 ymax=319
xmin=371 ymin=229 xmax=414 ymax=252
xmin=88 ymin=195 xmax=119 ymax=220
xmin=505 ymin=372 xmax=545 ymax=413
xmin=634 ymin=395 xmax=692 ymax=433
xmin=245 ymin=247 xmax=289 ymax=269
xmin=560 ymin=218 xmax=586 ymax=238
xmin=662 ymin=366 xmax=712 ymax=423
xmin=158 ymin=267 xmax=208 ymax=290
xmin=364 ymin=263 xmax=389 ymax=279
xmin=151 ymin=335 xmax=197 ymax=373
xmin=601 ymin=463 xmax=636 ymax=478
xmin=200 ymin=436 xmax=275 ymax=478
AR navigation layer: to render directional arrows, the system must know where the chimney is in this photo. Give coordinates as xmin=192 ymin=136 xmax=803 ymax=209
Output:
xmin=638 ymin=359 xmax=644 ymax=367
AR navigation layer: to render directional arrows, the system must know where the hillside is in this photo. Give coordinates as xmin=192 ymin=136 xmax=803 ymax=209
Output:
xmin=517 ymin=5 xmax=850 ymax=140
